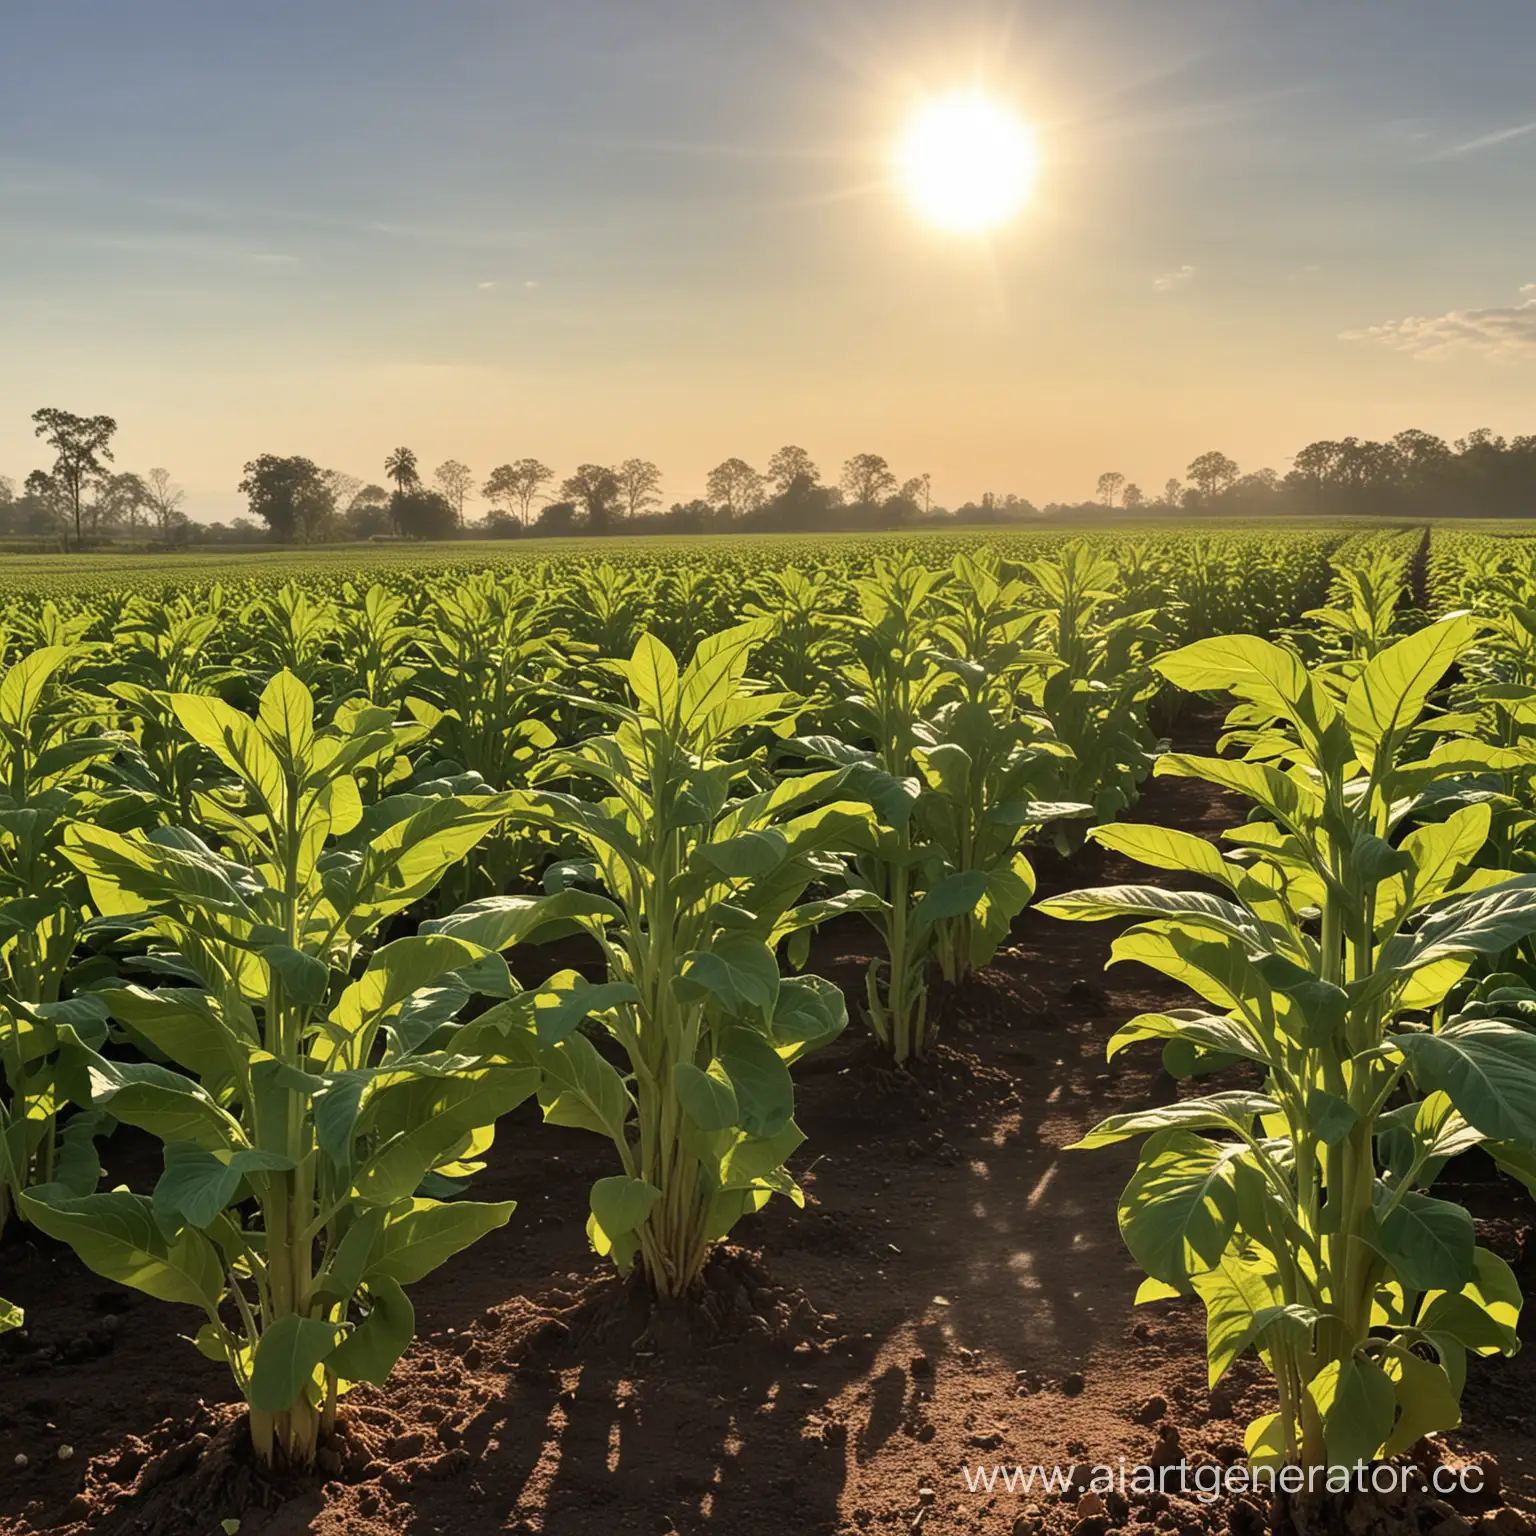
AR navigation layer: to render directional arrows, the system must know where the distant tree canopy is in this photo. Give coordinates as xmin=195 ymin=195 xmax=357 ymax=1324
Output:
xmin=238 ymin=454 xmax=334 ymax=543
xmin=13 ymin=405 xmax=1536 ymax=554
xmin=32 ymin=407 xmax=117 ymax=548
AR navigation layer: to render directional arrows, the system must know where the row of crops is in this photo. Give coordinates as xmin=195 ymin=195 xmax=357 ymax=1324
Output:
xmin=5 ymin=523 xmax=1536 ymax=1491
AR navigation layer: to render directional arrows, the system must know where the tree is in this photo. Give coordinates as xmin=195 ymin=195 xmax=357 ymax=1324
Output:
xmin=615 ymin=458 xmax=663 ymax=520
xmin=23 ymin=470 xmax=69 ymax=541
xmin=766 ymin=445 xmax=819 ymax=494
xmin=1162 ymin=477 xmax=1183 ymax=509
xmin=144 ymin=467 xmax=188 ymax=535
xmin=339 ymin=485 xmax=393 ymax=540
xmin=98 ymin=471 xmax=151 ymax=534
xmin=704 ymin=458 xmax=766 ymax=519
xmin=433 ymin=459 xmax=474 ymax=529
xmin=1096 ymin=470 xmax=1126 ymax=508
xmin=482 ymin=459 xmax=553 ymax=527
xmin=238 ymin=454 xmax=334 ymax=543
xmin=1122 ymin=483 xmax=1145 ymax=510
xmin=533 ymin=500 xmax=579 ymax=536
xmin=321 ymin=470 xmax=363 ymax=527
xmin=840 ymin=452 xmax=898 ymax=507
xmin=383 ymin=446 xmax=420 ymax=494
xmin=0 ymin=475 xmax=13 ymax=505
xmin=899 ymin=473 xmax=933 ymax=513
xmin=561 ymin=463 xmax=621 ymax=533
xmin=394 ymin=488 xmax=457 ymax=540
xmin=1186 ymin=450 xmax=1240 ymax=500
xmin=32 ymin=407 xmax=117 ymax=550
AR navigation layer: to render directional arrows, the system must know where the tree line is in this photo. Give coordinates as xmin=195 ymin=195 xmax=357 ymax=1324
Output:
xmin=1094 ymin=430 xmax=1536 ymax=519
xmin=5 ymin=407 xmax=1534 ymax=550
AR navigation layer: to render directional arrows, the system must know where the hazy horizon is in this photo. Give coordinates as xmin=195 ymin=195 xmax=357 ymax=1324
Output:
xmin=4 ymin=0 xmax=1535 ymax=521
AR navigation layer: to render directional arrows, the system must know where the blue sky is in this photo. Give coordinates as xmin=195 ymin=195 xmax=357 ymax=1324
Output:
xmin=3 ymin=0 xmax=1534 ymax=516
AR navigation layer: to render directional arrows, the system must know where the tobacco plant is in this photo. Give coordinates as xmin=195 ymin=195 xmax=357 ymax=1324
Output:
xmin=1 ymin=646 xmax=139 ymax=1235
xmin=1042 ymin=617 xmax=1536 ymax=1468
xmin=447 ymin=622 xmax=869 ymax=1298
xmin=22 ymin=673 xmax=550 ymax=1469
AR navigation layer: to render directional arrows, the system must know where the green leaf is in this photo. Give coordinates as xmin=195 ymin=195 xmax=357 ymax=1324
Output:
xmin=256 ymin=670 xmax=315 ymax=760
xmin=1375 ymin=1189 xmax=1476 ymax=1293
xmin=719 ymin=1027 xmax=795 ymax=1139
xmin=769 ymin=974 xmax=847 ymax=1055
xmin=329 ymin=933 xmax=489 ymax=1046
xmin=1106 ymin=1010 xmax=1267 ymax=1066
xmin=1306 ymin=1090 xmax=1358 ymax=1148
xmin=1393 ymin=1020 xmax=1536 ymax=1143
xmin=153 ymin=1142 xmax=296 ymax=1231
xmin=1345 ymin=613 xmax=1482 ymax=770
xmin=0 ymin=1296 xmax=21 ymax=1334
xmin=1088 ymin=822 xmax=1238 ymax=886
xmin=1189 ymin=1247 xmax=1284 ymax=1385
xmin=590 ymin=1175 xmax=663 ymax=1241
xmin=1155 ymin=634 xmax=1334 ymax=750
xmin=421 ymin=889 xmax=622 ymax=951
xmin=1118 ymin=1130 xmax=1241 ymax=1285
xmin=18 ymin=1186 xmax=224 ymax=1311
xmin=1072 ymin=1091 xmax=1278 ymax=1150
xmin=1041 ymin=885 xmax=1261 ymax=944
xmin=263 ymin=945 xmax=330 ymax=1007
xmin=328 ymin=1276 xmax=414 ymax=1386
xmin=538 ymin=1031 xmax=633 ymax=1141
xmin=64 ymin=1040 xmax=241 ymax=1152
xmin=910 ymin=869 xmax=990 ymax=931
xmin=677 ymin=935 xmax=780 ymax=1018
xmin=247 ymin=1315 xmax=344 ymax=1414
xmin=1316 ymin=1355 xmax=1396 ymax=1468
xmin=1417 ymin=1247 xmax=1522 ymax=1355
xmin=0 ymin=646 xmax=75 ymax=730
xmin=674 ymin=1060 xmax=740 ymax=1132
xmin=371 ymin=1198 xmax=517 ymax=1286
xmin=1377 ymin=877 xmax=1536 ymax=982
xmin=618 ymin=631 xmax=681 ymax=721
xmin=1383 ymin=1350 xmax=1461 ymax=1456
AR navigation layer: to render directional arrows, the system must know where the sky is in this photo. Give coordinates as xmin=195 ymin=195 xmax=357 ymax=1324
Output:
xmin=2 ymin=0 xmax=1535 ymax=518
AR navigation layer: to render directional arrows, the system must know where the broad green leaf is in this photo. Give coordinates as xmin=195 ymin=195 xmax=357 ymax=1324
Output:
xmin=1106 ymin=1010 xmax=1267 ymax=1066
xmin=1118 ymin=1130 xmax=1242 ymax=1285
xmin=1375 ymin=1189 xmax=1475 ymax=1293
xmin=153 ymin=1142 xmax=295 ymax=1231
xmin=1189 ymin=1246 xmax=1284 ymax=1385
xmin=328 ymin=1276 xmax=414 ymax=1386
xmin=674 ymin=1060 xmax=740 ymax=1132
xmin=19 ymin=1186 xmax=224 ymax=1311
xmin=677 ymin=935 xmax=780 ymax=1019
xmin=719 ymin=1027 xmax=795 ymax=1139
xmin=370 ymin=1198 xmax=517 ymax=1286
xmin=1316 ymin=1355 xmax=1396 ymax=1468
xmin=1345 ymin=613 xmax=1482 ymax=770
xmin=1089 ymin=822 xmax=1238 ymax=886
xmin=1382 ymin=1350 xmax=1461 ymax=1456
xmin=1072 ymin=1091 xmax=1278 ymax=1150
xmin=590 ymin=1175 xmax=662 ymax=1241
xmin=1393 ymin=1020 xmax=1536 ymax=1142
xmin=247 ymin=1315 xmax=343 ymax=1413
xmin=257 ymin=669 xmax=314 ymax=756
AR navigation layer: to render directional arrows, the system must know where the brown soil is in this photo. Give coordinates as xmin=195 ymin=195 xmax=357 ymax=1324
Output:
xmin=4 ymin=705 xmax=1536 ymax=1536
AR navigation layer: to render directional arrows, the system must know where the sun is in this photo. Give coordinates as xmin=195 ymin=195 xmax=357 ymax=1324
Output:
xmin=896 ymin=93 xmax=1038 ymax=233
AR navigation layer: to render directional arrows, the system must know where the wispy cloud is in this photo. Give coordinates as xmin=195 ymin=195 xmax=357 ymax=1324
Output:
xmin=1153 ymin=264 xmax=1195 ymax=292
xmin=1341 ymin=284 xmax=1536 ymax=361
xmin=1433 ymin=121 xmax=1536 ymax=159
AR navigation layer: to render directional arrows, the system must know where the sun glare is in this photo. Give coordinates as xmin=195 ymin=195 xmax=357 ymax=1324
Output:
xmin=897 ymin=93 xmax=1038 ymax=233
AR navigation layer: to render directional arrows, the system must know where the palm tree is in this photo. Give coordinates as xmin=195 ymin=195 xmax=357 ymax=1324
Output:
xmin=383 ymin=447 xmax=420 ymax=537
xmin=383 ymin=446 xmax=420 ymax=494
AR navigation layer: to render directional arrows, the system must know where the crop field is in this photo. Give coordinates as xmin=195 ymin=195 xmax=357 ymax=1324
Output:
xmin=6 ymin=523 xmax=1536 ymax=1536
